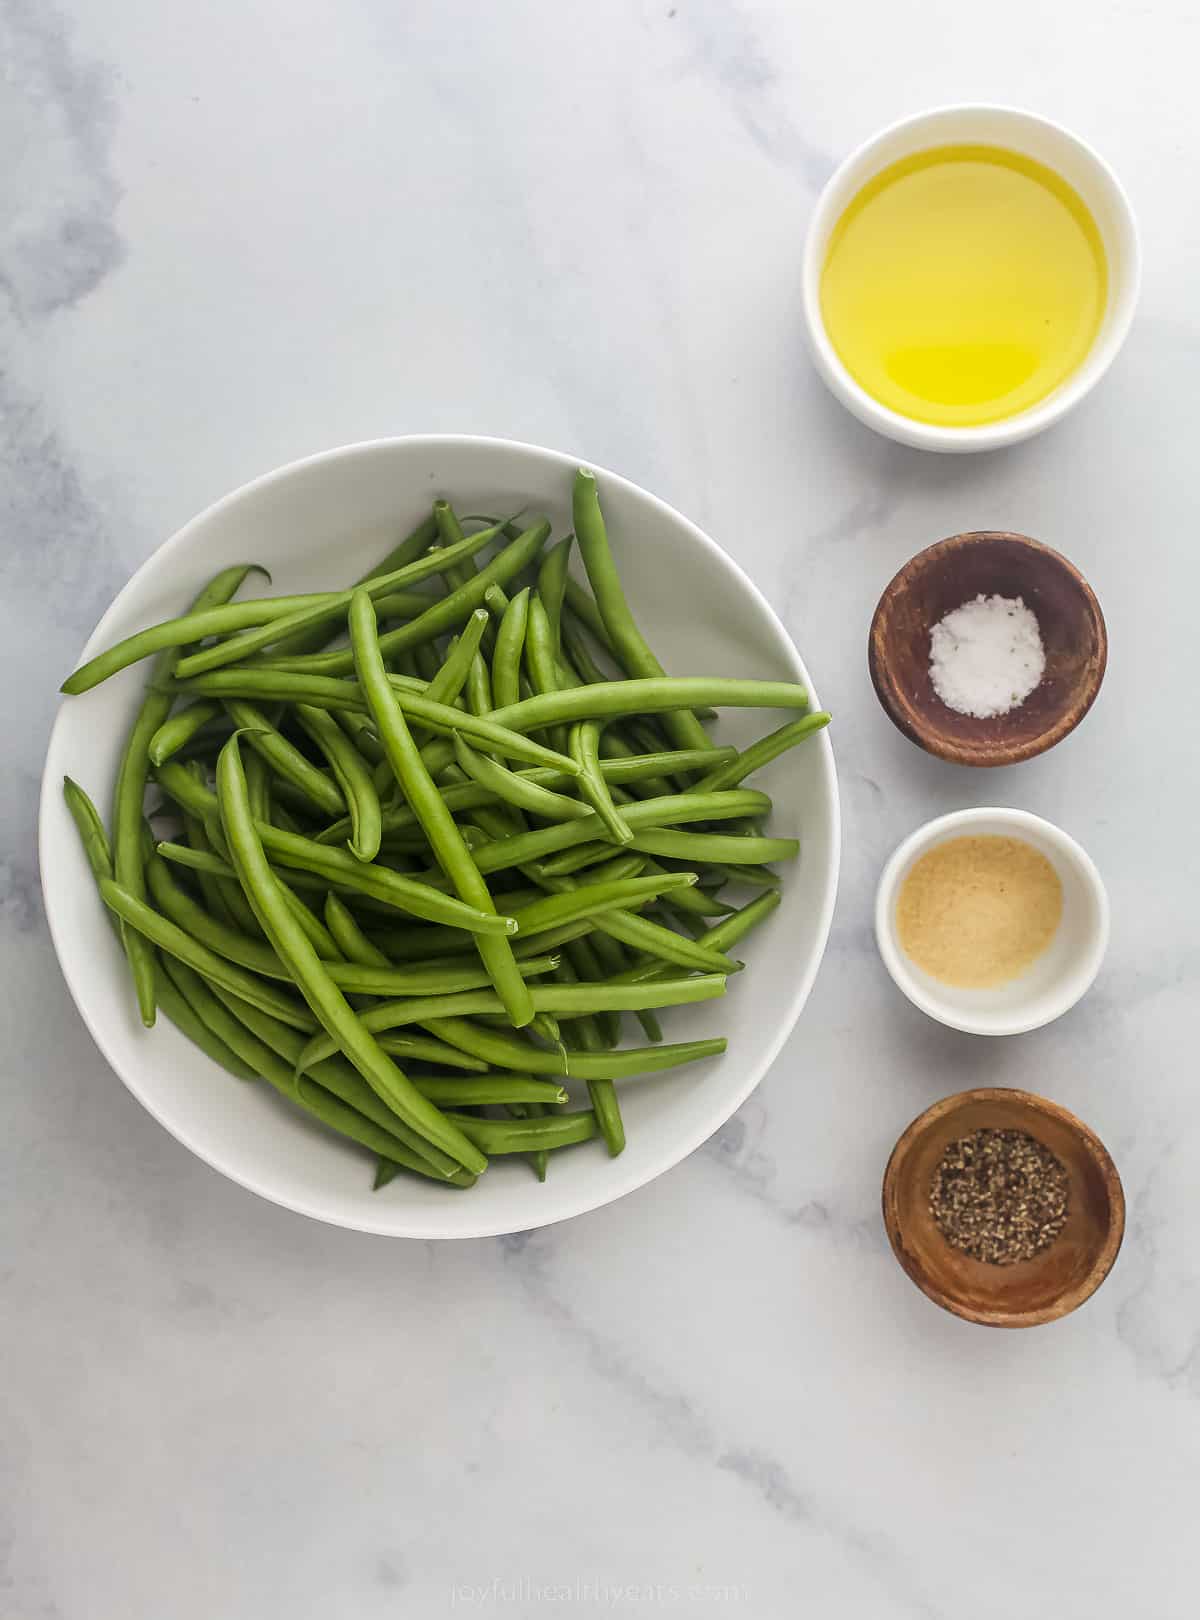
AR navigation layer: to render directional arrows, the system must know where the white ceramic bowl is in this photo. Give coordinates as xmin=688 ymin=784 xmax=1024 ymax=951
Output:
xmin=875 ymin=807 xmax=1108 ymax=1036
xmin=802 ymin=105 xmax=1141 ymax=452
xmin=40 ymin=436 xmax=839 ymax=1238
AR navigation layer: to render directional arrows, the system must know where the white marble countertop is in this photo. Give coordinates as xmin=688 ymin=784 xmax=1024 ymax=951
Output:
xmin=5 ymin=2 xmax=1200 ymax=1615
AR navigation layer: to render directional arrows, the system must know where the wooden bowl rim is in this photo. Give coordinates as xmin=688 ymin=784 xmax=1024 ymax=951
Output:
xmin=881 ymin=1086 xmax=1125 ymax=1327
xmin=868 ymin=531 xmax=1108 ymax=768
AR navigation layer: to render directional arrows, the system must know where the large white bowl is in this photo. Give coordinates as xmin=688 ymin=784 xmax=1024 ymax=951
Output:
xmin=40 ymin=436 xmax=839 ymax=1238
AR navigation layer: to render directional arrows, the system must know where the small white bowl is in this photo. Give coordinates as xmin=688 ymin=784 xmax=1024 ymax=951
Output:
xmin=802 ymin=105 xmax=1141 ymax=452
xmin=40 ymin=435 xmax=840 ymax=1239
xmin=875 ymin=808 xmax=1108 ymax=1036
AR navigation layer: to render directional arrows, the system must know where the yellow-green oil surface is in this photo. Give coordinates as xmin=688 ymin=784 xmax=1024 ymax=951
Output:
xmin=821 ymin=145 xmax=1108 ymax=427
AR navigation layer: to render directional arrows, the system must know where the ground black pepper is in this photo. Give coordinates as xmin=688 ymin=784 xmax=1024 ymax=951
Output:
xmin=930 ymin=1127 xmax=1069 ymax=1265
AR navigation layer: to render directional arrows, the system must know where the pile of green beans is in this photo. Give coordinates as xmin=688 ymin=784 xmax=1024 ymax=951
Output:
xmin=60 ymin=469 xmax=830 ymax=1191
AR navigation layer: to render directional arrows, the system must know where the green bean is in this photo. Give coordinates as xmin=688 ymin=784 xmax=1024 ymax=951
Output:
xmin=323 ymin=892 xmax=389 ymax=967
xmin=262 ymin=519 xmax=551 ymax=677
xmin=414 ymin=1076 xmax=569 ymax=1107
xmin=637 ymin=855 xmax=735 ymax=917
xmin=148 ymin=700 xmax=222 ymax=766
xmin=372 ymin=1035 xmax=488 ymax=1070
xmin=267 ymin=800 xmax=306 ymax=837
xmin=63 ymin=776 xmax=115 ymax=881
xmin=509 ymin=872 xmax=699 ymax=937
xmin=265 ymin=774 xmax=329 ymax=825
xmin=538 ymin=536 xmax=573 ymax=643
xmin=156 ymin=841 xmax=242 ymax=880
xmin=112 ymin=564 xmax=260 ymax=1025
xmin=701 ymin=861 xmax=782 ymax=890
xmin=532 ymin=841 xmax=638 ymax=878
xmin=573 ymin=469 xmax=713 ymax=753
xmin=175 ymin=670 xmax=581 ymax=773
xmin=327 ymin=952 xmax=560 ymax=997
xmin=364 ymin=589 xmax=443 ymax=621
xmin=569 ymin=719 xmax=633 ymax=844
xmin=101 ymin=877 xmax=319 ymax=1031
xmin=155 ymin=761 xmax=517 ymax=933
xmin=336 ymin=710 xmax=386 ymax=766
xmin=483 ymin=583 xmax=509 ymax=623
xmin=63 ymin=777 xmax=258 ymax=1080
xmin=424 ymin=1018 xmax=728 ymax=1078
xmin=441 ymin=1109 xmax=599 ymax=1155
xmin=589 ymin=1073 xmax=625 ymax=1156
xmin=593 ymin=726 xmax=674 ymax=802
xmin=466 ymin=789 xmax=771 ymax=874
xmin=695 ymin=712 xmax=832 ymax=791
xmin=549 ymin=953 xmax=607 ymax=1055
xmin=294 ymin=975 xmax=725 ymax=1072
xmin=560 ymin=909 xmax=656 ymax=1046
xmin=498 ymin=1099 xmax=548 ymax=1181
xmin=242 ymin=750 xmax=271 ymax=820
xmin=524 ymin=1012 xmax=562 ymax=1044
xmin=360 ymin=918 xmax=512 ymax=964
xmin=350 ymin=589 xmax=534 ymax=1030
xmin=487 ymin=676 xmax=808 ymax=739
xmin=618 ymin=891 xmax=782 ymax=986
xmin=178 ymin=798 xmax=261 ymax=938
xmin=524 ymin=591 xmax=563 ymax=700
xmin=563 ymin=576 xmax=618 ymax=659
xmin=294 ymin=703 xmax=382 ymax=861
xmin=558 ymin=939 xmax=623 ymax=1150
xmin=148 ymin=851 xmax=293 ymax=973
xmin=281 ymin=883 xmax=345 ymax=961
xmin=539 ymin=851 xmax=647 ymax=887
xmin=61 ymin=576 xmax=339 ymax=695
xmin=422 ymin=611 xmax=491 ymax=711
xmin=560 ymin=612 xmax=612 ymax=688
xmin=563 ymin=934 xmax=620 ymax=1048
xmin=464 ymin=648 xmax=492 ymax=719
xmin=412 ymin=639 xmax=443 ymax=683
xmin=223 ymin=698 xmax=345 ymax=818
xmin=590 ymin=910 xmax=740 ymax=975
xmin=265 ymin=512 xmax=440 ymax=660
xmin=204 ymin=979 xmax=472 ymax=1181
xmin=431 ymin=502 xmax=477 ymax=590
xmin=215 ymin=734 xmax=488 ymax=1174
xmin=174 ymin=520 xmax=503 ymax=678
xmin=628 ymin=829 xmax=798 ymax=864
xmin=492 ymin=586 xmax=530 ymax=711
xmin=451 ymin=732 xmax=591 ymax=823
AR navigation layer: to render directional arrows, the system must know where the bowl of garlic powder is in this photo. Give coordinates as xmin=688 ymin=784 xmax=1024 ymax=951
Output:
xmin=868 ymin=530 xmax=1107 ymax=766
xmin=875 ymin=807 xmax=1109 ymax=1035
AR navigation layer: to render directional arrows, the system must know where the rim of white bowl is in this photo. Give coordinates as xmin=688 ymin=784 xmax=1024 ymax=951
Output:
xmin=801 ymin=104 xmax=1142 ymax=453
xmin=874 ymin=806 xmax=1109 ymax=1036
xmin=39 ymin=434 xmax=841 ymax=1238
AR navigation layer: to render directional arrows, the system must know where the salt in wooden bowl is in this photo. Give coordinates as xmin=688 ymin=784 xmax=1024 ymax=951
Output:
xmin=868 ymin=531 xmax=1107 ymax=767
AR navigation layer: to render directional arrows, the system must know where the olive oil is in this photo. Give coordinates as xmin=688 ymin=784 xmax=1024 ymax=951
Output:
xmin=820 ymin=145 xmax=1107 ymax=427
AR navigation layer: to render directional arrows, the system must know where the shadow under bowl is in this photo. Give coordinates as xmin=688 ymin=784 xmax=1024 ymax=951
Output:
xmin=882 ymin=1087 xmax=1124 ymax=1327
xmin=868 ymin=531 xmax=1107 ymax=766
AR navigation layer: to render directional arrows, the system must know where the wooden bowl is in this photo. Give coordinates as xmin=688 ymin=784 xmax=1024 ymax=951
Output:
xmin=868 ymin=532 xmax=1107 ymax=767
xmin=882 ymin=1088 xmax=1124 ymax=1327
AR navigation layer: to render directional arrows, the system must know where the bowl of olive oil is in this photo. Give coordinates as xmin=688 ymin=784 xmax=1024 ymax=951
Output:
xmin=802 ymin=106 xmax=1139 ymax=452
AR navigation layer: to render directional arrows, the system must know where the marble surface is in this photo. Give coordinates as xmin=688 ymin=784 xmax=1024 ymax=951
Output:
xmin=4 ymin=1 xmax=1200 ymax=1614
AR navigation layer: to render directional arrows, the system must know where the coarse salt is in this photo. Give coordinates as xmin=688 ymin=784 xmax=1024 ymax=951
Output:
xmin=928 ymin=593 xmax=1045 ymax=719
